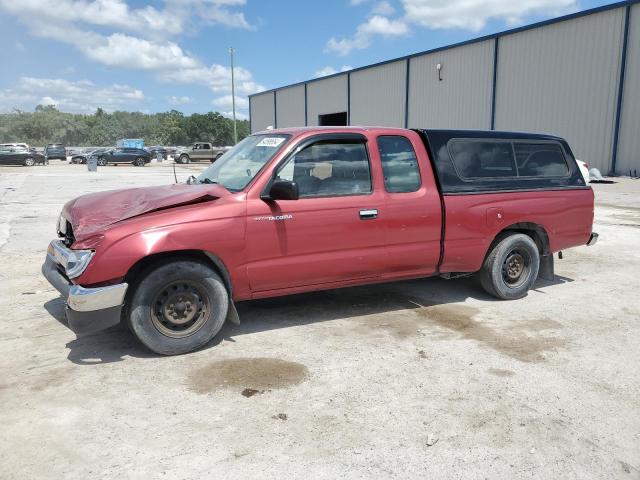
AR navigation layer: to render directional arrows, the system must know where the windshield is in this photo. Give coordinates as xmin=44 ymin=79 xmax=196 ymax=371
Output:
xmin=196 ymin=134 xmax=290 ymax=191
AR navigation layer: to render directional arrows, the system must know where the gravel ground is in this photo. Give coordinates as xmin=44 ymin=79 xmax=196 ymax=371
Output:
xmin=0 ymin=164 xmax=639 ymax=479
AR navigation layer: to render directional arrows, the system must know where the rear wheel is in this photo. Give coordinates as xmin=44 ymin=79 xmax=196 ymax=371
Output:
xmin=134 ymin=157 xmax=146 ymax=167
xmin=179 ymin=154 xmax=190 ymax=164
xmin=128 ymin=260 xmax=228 ymax=355
xmin=97 ymin=157 xmax=107 ymax=166
xmin=23 ymin=157 xmax=35 ymax=167
xmin=479 ymin=233 xmax=540 ymax=300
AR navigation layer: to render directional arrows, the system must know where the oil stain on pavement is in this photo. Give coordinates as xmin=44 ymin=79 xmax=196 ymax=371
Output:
xmin=415 ymin=304 xmax=566 ymax=363
xmin=189 ymin=357 xmax=308 ymax=395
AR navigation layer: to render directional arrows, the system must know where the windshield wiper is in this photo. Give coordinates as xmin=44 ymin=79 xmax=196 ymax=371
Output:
xmin=200 ymin=178 xmax=218 ymax=184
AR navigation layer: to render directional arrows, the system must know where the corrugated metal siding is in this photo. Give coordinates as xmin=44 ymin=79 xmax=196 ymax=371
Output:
xmin=495 ymin=8 xmax=625 ymax=172
xmin=306 ymin=75 xmax=348 ymax=126
xmin=275 ymin=85 xmax=305 ymax=128
xmin=616 ymin=4 xmax=640 ymax=175
xmin=250 ymin=92 xmax=275 ymax=133
xmin=408 ymin=40 xmax=494 ymax=129
xmin=350 ymin=61 xmax=406 ymax=127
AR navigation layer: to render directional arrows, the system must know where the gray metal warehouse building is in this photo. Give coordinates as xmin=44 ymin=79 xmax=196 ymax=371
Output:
xmin=249 ymin=0 xmax=639 ymax=175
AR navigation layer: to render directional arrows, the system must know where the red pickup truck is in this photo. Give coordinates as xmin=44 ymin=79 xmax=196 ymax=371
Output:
xmin=42 ymin=127 xmax=597 ymax=355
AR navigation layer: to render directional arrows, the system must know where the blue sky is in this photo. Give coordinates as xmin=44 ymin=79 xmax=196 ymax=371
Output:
xmin=0 ymin=0 xmax=619 ymax=119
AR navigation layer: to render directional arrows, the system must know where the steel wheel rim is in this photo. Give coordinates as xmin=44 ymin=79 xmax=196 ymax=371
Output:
xmin=151 ymin=280 xmax=211 ymax=338
xmin=501 ymin=248 xmax=531 ymax=288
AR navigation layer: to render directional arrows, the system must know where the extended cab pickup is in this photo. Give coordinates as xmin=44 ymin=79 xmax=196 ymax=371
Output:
xmin=42 ymin=127 xmax=597 ymax=355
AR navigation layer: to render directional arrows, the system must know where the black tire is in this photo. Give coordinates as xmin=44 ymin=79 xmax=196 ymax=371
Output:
xmin=134 ymin=157 xmax=146 ymax=167
xmin=479 ymin=233 xmax=540 ymax=300
xmin=212 ymin=153 xmax=223 ymax=162
xmin=128 ymin=260 xmax=229 ymax=355
xmin=23 ymin=157 xmax=35 ymax=167
xmin=179 ymin=154 xmax=190 ymax=164
xmin=97 ymin=157 xmax=107 ymax=166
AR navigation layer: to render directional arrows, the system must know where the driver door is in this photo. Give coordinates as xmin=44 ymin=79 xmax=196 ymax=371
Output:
xmin=245 ymin=134 xmax=386 ymax=293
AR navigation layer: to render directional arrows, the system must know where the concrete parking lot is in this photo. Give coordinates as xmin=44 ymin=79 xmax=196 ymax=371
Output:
xmin=0 ymin=163 xmax=639 ymax=479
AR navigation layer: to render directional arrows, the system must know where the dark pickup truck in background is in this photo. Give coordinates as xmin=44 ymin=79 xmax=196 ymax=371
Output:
xmin=42 ymin=126 xmax=596 ymax=355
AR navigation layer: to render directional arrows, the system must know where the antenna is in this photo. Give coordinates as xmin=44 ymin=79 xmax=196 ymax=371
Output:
xmin=173 ymin=157 xmax=178 ymax=184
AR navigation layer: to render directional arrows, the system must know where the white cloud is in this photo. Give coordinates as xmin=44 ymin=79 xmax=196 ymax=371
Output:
xmin=372 ymin=1 xmax=395 ymax=16
xmin=329 ymin=0 xmax=578 ymax=55
xmin=0 ymin=0 xmax=252 ymax=38
xmin=212 ymin=95 xmax=249 ymax=109
xmin=326 ymin=15 xmax=409 ymax=55
xmin=314 ymin=65 xmax=354 ymax=77
xmin=0 ymin=77 xmax=145 ymax=113
xmin=402 ymin=0 xmax=578 ymax=31
xmin=0 ymin=0 xmax=263 ymax=117
xmin=220 ymin=110 xmax=248 ymax=121
xmin=168 ymin=95 xmax=193 ymax=106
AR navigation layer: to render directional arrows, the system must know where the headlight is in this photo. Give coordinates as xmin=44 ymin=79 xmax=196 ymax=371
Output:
xmin=65 ymin=249 xmax=94 ymax=279
xmin=58 ymin=214 xmax=67 ymax=236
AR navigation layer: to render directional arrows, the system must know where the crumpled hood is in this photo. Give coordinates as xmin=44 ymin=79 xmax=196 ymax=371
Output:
xmin=63 ymin=183 xmax=229 ymax=240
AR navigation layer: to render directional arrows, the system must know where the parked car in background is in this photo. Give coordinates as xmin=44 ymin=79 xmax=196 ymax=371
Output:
xmin=97 ymin=148 xmax=151 ymax=166
xmin=1 ymin=142 xmax=29 ymax=150
xmin=577 ymin=159 xmax=590 ymax=183
xmin=0 ymin=146 xmax=46 ymax=166
xmin=70 ymin=149 xmax=106 ymax=164
xmin=174 ymin=142 xmax=228 ymax=163
xmin=146 ymin=146 xmax=168 ymax=160
xmin=44 ymin=144 xmax=67 ymax=161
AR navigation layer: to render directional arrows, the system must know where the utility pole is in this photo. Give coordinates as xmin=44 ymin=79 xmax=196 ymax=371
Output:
xmin=229 ymin=47 xmax=237 ymax=145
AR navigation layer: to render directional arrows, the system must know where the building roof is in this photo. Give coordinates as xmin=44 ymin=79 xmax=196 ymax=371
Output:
xmin=249 ymin=0 xmax=638 ymax=98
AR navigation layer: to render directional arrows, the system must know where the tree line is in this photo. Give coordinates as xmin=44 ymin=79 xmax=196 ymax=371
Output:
xmin=0 ymin=105 xmax=250 ymax=147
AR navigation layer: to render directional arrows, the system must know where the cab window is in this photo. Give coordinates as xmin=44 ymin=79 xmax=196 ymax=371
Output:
xmin=277 ymin=138 xmax=371 ymax=197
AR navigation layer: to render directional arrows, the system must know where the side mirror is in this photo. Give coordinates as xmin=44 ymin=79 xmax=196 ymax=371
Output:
xmin=266 ymin=179 xmax=299 ymax=201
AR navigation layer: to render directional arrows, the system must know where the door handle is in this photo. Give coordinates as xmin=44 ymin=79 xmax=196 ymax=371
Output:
xmin=359 ymin=209 xmax=378 ymax=220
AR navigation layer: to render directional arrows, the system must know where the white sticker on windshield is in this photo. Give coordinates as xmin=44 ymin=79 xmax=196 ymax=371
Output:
xmin=256 ymin=137 xmax=285 ymax=148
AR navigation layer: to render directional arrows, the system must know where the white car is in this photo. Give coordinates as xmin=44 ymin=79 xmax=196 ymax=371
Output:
xmin=576 ymin=159 xmax=590 ymax=184
xmin=0 ymin=142 xmax=29 ymax=150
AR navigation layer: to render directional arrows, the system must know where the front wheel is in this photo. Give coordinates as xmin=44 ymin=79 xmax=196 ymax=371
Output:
xmin=128 ymin=260 xmax=229 ymax=355
xmin=134 ymin=157 xmax=146 ymax=167
xmin=479 ymin=233 xmax=540 ymax=300
xmin=23 ymin=157 xmax=35 ymax=167
xmin=179 ymin=154 xmax=190 ymax=164
xmin=97 ymin=157 xmax=107 ymax=166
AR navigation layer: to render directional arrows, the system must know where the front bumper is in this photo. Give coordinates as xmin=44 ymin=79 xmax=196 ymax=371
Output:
xmin=587 ymin=232 xmax=599 ymax=246
xmin=41 ymin=241 xmax=128 ymax=335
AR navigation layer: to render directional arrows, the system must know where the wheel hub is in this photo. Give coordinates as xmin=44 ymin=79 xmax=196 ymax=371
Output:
xmin=501 ymin=249 xmax=530 ymax=286
xmin=506 ymin=254 xmax=524 ymax=279
xmin=151 ymin=282 xmax=210 ymax=338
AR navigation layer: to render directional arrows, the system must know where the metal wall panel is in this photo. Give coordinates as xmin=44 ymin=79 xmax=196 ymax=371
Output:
xmin=350 ymin=61 xmax=406 ymax=127
xmin=408 ymin=40 xmax=494 ymax=129
xmin=250 ymin=92 xmax=275 ymax=133
xmin=275 ymin=85 xmax=305 ymax=128
xmin=495 ymin=8 xmax=626 ymax=172
xmin=616 ymin=4 xmax=640 ymax=175
xmin=306 ymin=75 xmax=348 ymax=126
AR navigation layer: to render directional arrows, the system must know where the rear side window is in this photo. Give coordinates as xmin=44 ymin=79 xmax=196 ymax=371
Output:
xmin=377 ymin=136 xmax=421 ymax=193
xmin=449 ymin=141 xmax=515 ymax=178
xmin=514 ymin=143 xmax=569 ymax=177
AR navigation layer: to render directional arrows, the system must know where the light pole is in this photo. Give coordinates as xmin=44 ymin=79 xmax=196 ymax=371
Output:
xmin=229 ymin=47 xmax=237 ymax=145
